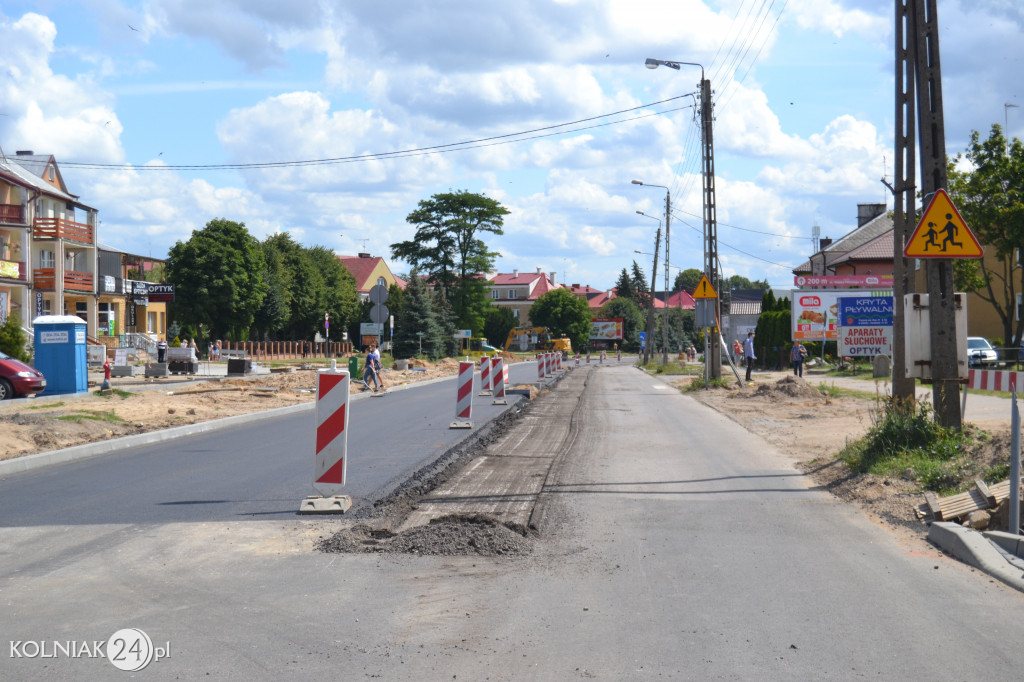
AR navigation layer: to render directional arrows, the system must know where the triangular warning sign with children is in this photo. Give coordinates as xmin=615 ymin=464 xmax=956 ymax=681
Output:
xmin=904 ymin=189 xmax=983 ymax=259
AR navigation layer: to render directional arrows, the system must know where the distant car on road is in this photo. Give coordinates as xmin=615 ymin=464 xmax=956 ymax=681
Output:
xmin=0 ymin=350 xmax=46 ymax=399
xmin=967 ymin=336 xmax=998 ymax=367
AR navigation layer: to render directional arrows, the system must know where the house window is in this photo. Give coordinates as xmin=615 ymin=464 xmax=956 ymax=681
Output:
xmin=39 ymin=249 xmax=55 ymax=268
xmin=148 ymin=312 xmax=157 ymax=334
xmin=48 ymin=165 xmax=55 ymax=182
xmin=508 ymin=289 xmax=517 ymax=299
xmin=99 ymin=303 xmax=115 ymax=333
xmin=75 ymin=301 xmax=87 ymax=325
xmin=377 ymin=276 xmax=386 ymax=287
xmin=491 ymin=289 xmax=499 ymax=299
xmin=512 ymin=309 xmax=520 ymax=319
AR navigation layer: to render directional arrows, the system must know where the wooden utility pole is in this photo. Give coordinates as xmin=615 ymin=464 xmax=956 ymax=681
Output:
xmin=913 ymin=0 xmax=961 ymax=428
xmin=644 ymin=227 xmax=661 ymax=366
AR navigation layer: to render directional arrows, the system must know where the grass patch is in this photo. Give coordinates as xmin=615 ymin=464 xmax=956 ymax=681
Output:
xmin=816 ymin=382 xmax=878 ymax=401
xmin=645 ymin=360 xmax=701 ymax=376
xmin=684 ymin=375 xmax=733 ymax=391
xmin=56 ymin=410 xmax=126 ymax=424
xmin=95 ymin=388 xmax=133 ymax=399
xmin=27 ymin=401 xmax=65 ymax=410
xmin=837 ymin=397 xmax=985 ymax=495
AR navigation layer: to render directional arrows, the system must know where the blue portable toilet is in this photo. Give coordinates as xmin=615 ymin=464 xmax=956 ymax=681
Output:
xmin=33 ymin=315 xmax=89 ymax=395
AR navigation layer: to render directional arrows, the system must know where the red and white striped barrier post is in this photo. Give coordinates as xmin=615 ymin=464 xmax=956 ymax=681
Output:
xmin=586 ymin=351 xmax=591 ymax=364
xmin=503 ymin=362 xmax=509 ymax=385
xmin=300 ymin=363 xmax=352 ymax=513
xmin=546 ymin=352 xmax=554 ymax=376
xmin=968 ymin=369 xmax=1024 ymax=392
xmin=600 ymin=350 xmax=606 ymax=364
xmin=479 ymin=354 xmax=493 ymax=395
xmin=537 ymin=353 xmax=546 ymax=380
xmin=492 ymin=357 xmax=507 ymax=404
xmin=451 ymin=361 xmax=475 ymax=428
xmin=575 ymin=354 xmax=580 ymax=367
xmin=556 ymin=352 xmax=562 ymax=371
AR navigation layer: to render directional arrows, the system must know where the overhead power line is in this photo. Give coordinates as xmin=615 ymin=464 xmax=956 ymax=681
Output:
xmin=61 ymin=94 xmax=697 ymax=171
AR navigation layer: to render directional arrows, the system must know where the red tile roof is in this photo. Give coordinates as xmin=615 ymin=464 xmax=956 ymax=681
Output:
xmin=338 ymin=255 xmax=385 ymax=292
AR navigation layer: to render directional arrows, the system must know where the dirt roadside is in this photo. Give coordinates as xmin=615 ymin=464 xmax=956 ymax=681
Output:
xmin=0 ymin=355 xmax=524 ymax=462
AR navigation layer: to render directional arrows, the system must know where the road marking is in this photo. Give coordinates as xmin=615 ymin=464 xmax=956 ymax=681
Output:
xmin=652 ymin=385 xmax=669 ymax=390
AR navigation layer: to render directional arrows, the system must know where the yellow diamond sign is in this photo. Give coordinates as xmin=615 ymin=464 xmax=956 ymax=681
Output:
xmin=904 ymin=189 xmax=983 ymax=259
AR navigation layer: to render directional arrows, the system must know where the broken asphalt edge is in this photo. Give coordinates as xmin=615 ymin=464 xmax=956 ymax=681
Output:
xmin=928 ymin=522 xmax=1024 ymax=593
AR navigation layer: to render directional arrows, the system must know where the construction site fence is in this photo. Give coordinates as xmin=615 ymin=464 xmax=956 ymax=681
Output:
xmin=213 ymin=340 xmax=354 ymax=360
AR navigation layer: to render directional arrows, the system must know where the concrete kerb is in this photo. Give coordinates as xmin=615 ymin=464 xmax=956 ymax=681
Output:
xmin=927 ymin=522 xmax=1024 ymax=593
xmin=0 ymin=371 xmax=463 ymax=480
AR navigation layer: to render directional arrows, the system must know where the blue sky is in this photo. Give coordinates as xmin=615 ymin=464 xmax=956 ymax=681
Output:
xmin=1 ymin=1 xmax=1021 ymax=291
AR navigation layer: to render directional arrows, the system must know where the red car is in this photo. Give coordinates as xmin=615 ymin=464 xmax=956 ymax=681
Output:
xmin=0 ymin=350 xmax=46 ymax=399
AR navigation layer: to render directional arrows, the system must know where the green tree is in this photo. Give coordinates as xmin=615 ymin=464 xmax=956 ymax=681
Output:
xmin=724 ymin=274 xmax=770 ymax=291
xmin=598 ymin=298 xmax=644 ymax=352
xmin=655 ymin=307 xmax=696 ymax=353
xmin=253 ymin=242 xmax=290 ymax=341
xmin=393 ymin=269 xmax=444 ymax=359
xmin=674 ymin=268 xmax=703 ymax=293
xmin=483 ymin=305 xmax=518 ymax=350
xmin=0 ymin=311 xmax=30 ymax=362
xmin=391 ymin=190 xmax=508 ymax=334
xmin=631 ymin=261 xmax=652 ymax=310
xmin=947 ymin=124 xmax=1024 ymax=345
xmin=432 ymin=286 xmax=459 ymax=357
xmin=614 ymin=268 xmax=636 ymax=302
xmin=306 ymin=245 xmax=359 ymax=343
xmin=529 ymin=288 xmax=592 ymax=351
xmin=166 ymin=218 xmax=267 ymax=341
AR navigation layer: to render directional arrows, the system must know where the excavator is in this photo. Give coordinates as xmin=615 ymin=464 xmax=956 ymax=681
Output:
xmin=503 ymin=327 xmax=572 ymax=357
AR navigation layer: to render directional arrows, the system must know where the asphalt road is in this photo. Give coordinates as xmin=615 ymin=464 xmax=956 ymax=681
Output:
xmin=0 ymin=361 xmax=549 ymax=527
xmin=3 ymin=361 xmax=1022 ymax=680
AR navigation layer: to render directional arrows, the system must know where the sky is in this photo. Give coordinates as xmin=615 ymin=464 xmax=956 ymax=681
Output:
xmin=1 ymin=0 xmax=1021 ymax=292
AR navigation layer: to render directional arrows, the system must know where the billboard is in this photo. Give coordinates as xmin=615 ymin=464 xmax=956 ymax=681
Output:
xmin=837 ymin=296 xmax=894 ymax=357
xmin=590 ymin=318 xmax=623 ymax=341
xmin=793 ymin=289 xmax=894 ymax=341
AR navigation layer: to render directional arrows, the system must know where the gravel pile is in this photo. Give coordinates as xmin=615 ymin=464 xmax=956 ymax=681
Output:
xmin=318 ymin=515 xmax=533 ymax=557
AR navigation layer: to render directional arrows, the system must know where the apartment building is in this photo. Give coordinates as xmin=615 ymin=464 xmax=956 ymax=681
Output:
xmin=0 ymin=148 xmax=99 ymax=337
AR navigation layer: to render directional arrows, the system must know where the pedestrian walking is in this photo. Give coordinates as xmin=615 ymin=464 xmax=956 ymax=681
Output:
xmin=790 ymin=342 xmax=807 ymax=377
xmin=362 ymin=345 xmax=380 ymax=391
xmin=743 ymin=332 xmax=756 ymax=382
xmin=157 ymin=339 xmax=168 ymax=363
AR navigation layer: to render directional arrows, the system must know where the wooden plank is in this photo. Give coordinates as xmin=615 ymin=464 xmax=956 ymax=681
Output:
xmin=924 ymin=491 xmax=943 ymax=519
xmin=974 ymin=479 xmax=994 ymax=506
xmin=937 ymin=488 xmax=990 ymax=521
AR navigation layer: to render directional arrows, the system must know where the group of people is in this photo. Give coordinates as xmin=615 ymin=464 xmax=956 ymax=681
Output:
xmin=362 ymin=344 xmax=385 ymax=392
xmin=207 ymin=340 xmax=222 ymax=361
xmin=732 ymin=332 xmax=809 ymax=382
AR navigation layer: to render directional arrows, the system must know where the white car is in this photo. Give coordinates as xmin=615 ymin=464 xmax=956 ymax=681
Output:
xmin=967 ymin=337 xmax=998 ymax=367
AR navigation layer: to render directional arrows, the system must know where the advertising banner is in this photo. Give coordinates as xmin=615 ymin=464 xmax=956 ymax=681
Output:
xmin=146 ymin=283 xmax=175 ymax=302
xmin=590 ymin=318 xmax=623 ymax=341
xmin=0 ymin=260 xmax=19 ymax=278
xmin=837 ymin=296 xmax=894 ymax=358
xmin=794 ymin=275 xmax=893 ymax=288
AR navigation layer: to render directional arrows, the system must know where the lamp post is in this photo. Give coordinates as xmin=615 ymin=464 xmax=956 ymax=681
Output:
xmin=643 ymin=57 xmax=720 ymax=378
xmin=634 ymin=211 xmax=661 ymax=365
xmin=633 ymin=182 xmax=671 ymax=364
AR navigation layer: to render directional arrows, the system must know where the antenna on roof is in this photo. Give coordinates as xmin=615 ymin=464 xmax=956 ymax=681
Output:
xmin=361 ymin=237 xmax=369 ymax=251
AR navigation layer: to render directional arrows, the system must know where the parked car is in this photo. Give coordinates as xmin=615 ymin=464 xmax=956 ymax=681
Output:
xmin=0 ymin=350 xmax=46 ymax=399
xmin=967 ymin=336 xmax=998 ymax=367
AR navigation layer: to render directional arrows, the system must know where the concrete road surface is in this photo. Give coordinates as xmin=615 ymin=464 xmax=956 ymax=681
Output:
xmin=3 ymin=363 xmax=1022 ymax=679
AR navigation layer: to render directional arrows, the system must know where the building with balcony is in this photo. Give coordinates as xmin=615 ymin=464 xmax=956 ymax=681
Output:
xmin=97 ymin=245 xmax=168 ymax=346
xmin=0 ymin=148 xmax=99 ymax=338
xmin=486 ymin=268 xmax=566 ymax=325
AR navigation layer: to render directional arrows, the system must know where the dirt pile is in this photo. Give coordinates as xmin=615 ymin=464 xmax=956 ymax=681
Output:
xmin=318 ymin=515 xmax=533 ymax=556
xmin=745 ymin=375 xmax=829 ymax=401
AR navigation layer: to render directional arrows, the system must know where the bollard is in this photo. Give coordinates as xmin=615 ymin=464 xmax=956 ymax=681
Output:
xmin=479 ymin=354 xmax=493 ymax=395
xmin=300 ymin=367 xmax=352 ymax=513
xmin=537 ymin=353 xmax=546 ymax=380
xmin=451 ymin=361 xmax=475 ymax=428
xmin=575 ymin=354 xmax=580 ymax=367
xmin=492 ymin=358 xmax=507 ymax=405
xmin=600 ymin=350 xmax=606 ymax=364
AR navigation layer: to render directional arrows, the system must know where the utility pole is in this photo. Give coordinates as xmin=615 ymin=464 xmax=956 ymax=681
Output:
xmin=663 ymin=190 xmax=671 ymax=365
xmin=891 ymin=0 xmax=918 ymax=404
xmin=913 ymin=0 xmax=961 ymax=429
xmin=700 ymin=77 xmax=721 ymax=379
xmin=644 ymin=227 xmax=661 ymax=366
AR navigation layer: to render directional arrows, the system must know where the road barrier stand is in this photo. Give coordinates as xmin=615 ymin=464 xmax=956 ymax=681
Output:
xmin=586 ymin=352 xmax=591 ymax=364
xmin=479 ymin=354 xmax=493 ymax=396
xmin=600 ymin=350 xmax=606 ymax=364
xmin=537 ymin=353 xmax=546 ymax=380
xmin=300 ymin=360 xmax=353 ymax=514
xmin=451 ymin=361 xmax=475 ymax=429
xmin=492 ymin=358 xmax=507 ymax=405
xmin=503 ymin=362 xmax=509 ymax=385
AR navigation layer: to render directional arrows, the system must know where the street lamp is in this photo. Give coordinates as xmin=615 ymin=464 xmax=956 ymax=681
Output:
xmin=643 ymin=57 xmax=721 ymax=379
xmin=634 ymin=210 xmax=661 ymax=366
xmin=633 ymin=182 xmax=671 ymax=364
